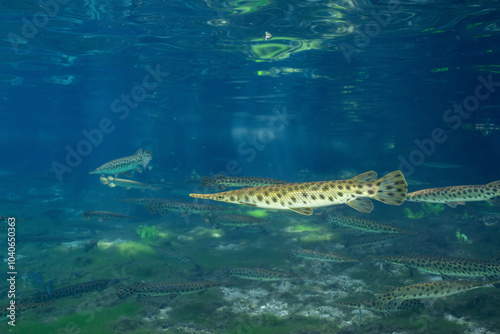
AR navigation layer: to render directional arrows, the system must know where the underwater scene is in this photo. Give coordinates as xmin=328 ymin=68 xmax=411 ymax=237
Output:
xmin=2 ymin=0 xmax=500 ymax=333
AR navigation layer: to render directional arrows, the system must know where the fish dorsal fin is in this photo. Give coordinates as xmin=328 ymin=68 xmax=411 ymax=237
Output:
xmin=346 ymin=198 xmax=374 ymax=213
xmin=486 ymin=196 xmax=500 ymax=206
xmin=350 ymin=171 xmax=378 ymax=182
xmin=486 ymin=180 xmax=500 ymax=187
xmin=289 ymin=207 xmax=313 ymax=216
xmin=134 ymin=149 xmax=143 ymax=155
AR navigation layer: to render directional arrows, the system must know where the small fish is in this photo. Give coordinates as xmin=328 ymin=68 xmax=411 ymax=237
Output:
xmin=120 ymin=198 xmax=160 ymax=206
xmin=375 ymin=280 xmax=500 ymax=308
xmin=218 ymin=267 xmax=296 ymax=281
xmin=143 ymin=199 xmax=227 ymax=215
xmin=406 ymin=180 xmax=500 ymax=208
xmin=99 ymin=176 xmax=161 ymax=190
xmin=285 ymin=247 xmax=358 ymax=263
xmin=335 ymin=297 xmax=423 ymax=313
xmin=82 ymin=210 xmax=133 ymax=222
xmin=19 ymin=234 xmax=83 ymax=243
xmin=190 ymin=170 xmax=407 ymax=215
xmin=201 ymin=175 xmax=287 ymax=191
xmin=206 ymin=214 xmax=269 ymax=229
xmin=116 ymin=281 xmax=225 ymax=299
xmin=27 ymin=279 xmax=122 ymax=303
xmin=148 ymin=243 xmax=200 ymax=269
xmin=345 ymin=233 xmax=408 ymax=248
xmin=370 ymin=254 xmax=500 ymax=278
xmin=422 ymin=162 xmax=463 ymax=169
xmin=89 ymin=149 xmax=152 ymax=176
xmin=322 ymin=214 xmax=414 ymax=234
xmin=22 ymin=270 xmax=53 ymax=296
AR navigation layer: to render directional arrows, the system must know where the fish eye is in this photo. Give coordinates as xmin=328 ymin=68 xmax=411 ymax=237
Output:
xmin=217 ymin=195 xmax=224 ymax=200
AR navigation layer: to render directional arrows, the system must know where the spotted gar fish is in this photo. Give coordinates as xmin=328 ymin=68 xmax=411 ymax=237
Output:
xmin=143 ymin=199 xmax=227 ymax=215
xmin=100 ymin=176 xmax=161 ymax=190
xmin=191 ymin=170 xmax=407 ymax=215
xmin=115 ymin=281 xmax=225 ymax=299
xmin=82 ymin=210 xmax=133 ymax=221
xmin=217 ymin=267 xmax=296 ymax=281
xmin=206 ymin=214 xmax=269 ymax=228
xmin=25 ymin=279 xmax=122 ymax=303
xmin=370 ymin=255 xmax=500 ymax=278
xmin=148 ymin=243 xmax=200 ymax=269
xmin=322 ymin=214 xmax=413 ymax=234
xmin=89 ymin=149 xmax=152 ymax=176
xmin=335 ymin=297 xmax=423 ymax=314
xmin=405 ymin=180 xmax=500 ymax=207
xmin=121 ymin=198 xmax=226 ymax=215
xmin=345 ymin=233 xmax=408 ymax=248
xmin=285 ymin=247 xmax=358 ymax=263
xmin=375 ymin=280 xmax=500 ymax=308
xmin=201 ymin=175 xmax=288 ymax=191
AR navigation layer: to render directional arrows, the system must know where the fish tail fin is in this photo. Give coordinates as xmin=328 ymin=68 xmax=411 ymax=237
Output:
xmin=372 ymin=170 xmax=408 ymax=206
xmin=201 ymin=176 xmax=217 ymax=189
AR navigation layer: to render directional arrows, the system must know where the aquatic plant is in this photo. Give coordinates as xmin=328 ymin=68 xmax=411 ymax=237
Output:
xmin=246 ymin=209 xmax=268 ymax=218
xmin=456 ymin=228 xmax=469 ymax=244
xmin=136 ymin=225 xmax=158 ymax=239
xmin=404 ymin=203 xmax=445 ymax=219
xmin=422 ymin=203 xmax=445 ymax=216
xmin=404 ymin=207 xmax=425 ymax=219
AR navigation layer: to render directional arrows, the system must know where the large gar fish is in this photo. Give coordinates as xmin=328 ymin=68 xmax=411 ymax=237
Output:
xmin=405 ymin=180 xmax=500 ymax=207
xmin=370 ymin=254 xmax=500 ymax=278
xmin=89 ymin=149 xmax=152 ymax=176
xmin=201 ymin=175 xmax=288 ymax=191
xmin=82 ymin=210 xmax=133 ymax=221
xmin=190 ymin=170 xmax=407 ymax=215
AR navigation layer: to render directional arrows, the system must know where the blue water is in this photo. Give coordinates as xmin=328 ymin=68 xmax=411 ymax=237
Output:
xmin=2 ymin=0 xmax=500 ymax=333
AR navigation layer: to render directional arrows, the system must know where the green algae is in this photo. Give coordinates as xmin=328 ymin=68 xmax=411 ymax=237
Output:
xmin=225 ymin=314 xmax=340 ymax=334
xmin=136 ymin=225 xmax=158 ymax=239
xmin=15 ymin=301 xmax=140 ymax=334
